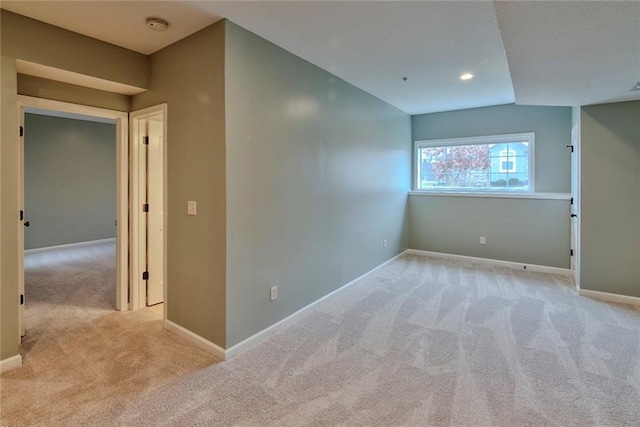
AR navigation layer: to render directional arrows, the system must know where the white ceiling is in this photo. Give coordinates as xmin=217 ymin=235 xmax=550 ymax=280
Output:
xmin=494 ymin=1 xmax=640 ymax=108
xmin=2 ymin=1 xmax=639 ymax=115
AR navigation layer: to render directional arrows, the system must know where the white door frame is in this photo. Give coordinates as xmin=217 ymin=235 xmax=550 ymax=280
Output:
xmin=570 ymin=121 xmax=581 ymax=289
xmin=17 ymin=96 xmax=130 ymax=320
xmin=129 ymin=104 xmax=168 ymax=315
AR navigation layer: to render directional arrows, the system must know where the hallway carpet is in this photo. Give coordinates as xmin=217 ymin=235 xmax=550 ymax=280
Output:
xmin=2 ymin=247 xmax=639 ymax=426
xmin=0 ymin=242 xmax=218 ymax=425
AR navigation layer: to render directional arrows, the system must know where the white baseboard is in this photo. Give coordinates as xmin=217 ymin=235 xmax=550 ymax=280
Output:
xmin=579 ymin=289 xmax=640 ymax=307
xmin=225 ymin=251 xmax=408 ymax=359
xmin=164 ymin=320 xmax=226 ymax=361
xmin=163 ymin=252 xmax=406 ymax=361
xmin=405 ymin=249 xmax=572 ymax=276
xmin=0 ymin=354 xmax=22 ymax=374
xmin=25 ymin=237 xmax=116 ymax=254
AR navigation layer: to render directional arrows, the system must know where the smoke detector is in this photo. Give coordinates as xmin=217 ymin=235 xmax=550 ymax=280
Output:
xmin=146 ymin=17 xmax=169 ymax=32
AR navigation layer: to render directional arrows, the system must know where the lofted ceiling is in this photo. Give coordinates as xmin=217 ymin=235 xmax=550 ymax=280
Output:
xmin=2 ymin=1 xmax=639 ymax=115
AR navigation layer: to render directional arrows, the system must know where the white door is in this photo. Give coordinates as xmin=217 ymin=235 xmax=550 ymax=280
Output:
xmin=18 ymin=111 xmax=26 ymax=337
xmin=130 ymin=105 xmax=166 ymax=308
xmin=146 ymin=116 xmax=164 ymax=305
xmin=570 ymin=122 xmax=580 ymax=288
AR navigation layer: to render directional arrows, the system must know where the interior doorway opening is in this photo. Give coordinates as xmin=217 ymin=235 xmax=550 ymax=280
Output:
xmin=17 ymin=96 xmax=130 ymax=338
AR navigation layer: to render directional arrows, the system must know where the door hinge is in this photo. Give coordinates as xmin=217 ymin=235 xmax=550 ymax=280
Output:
xmin=566 ymin=145 xmax=574 ymax=153
xmin=20 ymin=210 xmax=24 ymax=221
xmin=20 ymin=126 xmax=24 ymax=137
xmin=142 ymin=203 xmax=149 ymax=212
xmin=570 ymin=197 xmax=573 ymax=205
xmin=570 ymin=249 xmax=574 ymax=256
xmin=20 ymin=294 xmax=24 ymax=305
xmin=142 ymin=271 xmax=149 ymax=280
xmin=143 ymin=136 xmax=149 ymax=145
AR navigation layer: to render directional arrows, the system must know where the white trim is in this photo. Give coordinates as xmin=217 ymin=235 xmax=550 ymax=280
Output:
xmin=570 ymin=117 xmax=581 ymax=291
xmin=17 ymin=59 xmax=145 ymax=95
xmin=19 ymin=103 xmax=26 ymax=337
xmin=0 ymin=355 xmax=22 ymax=373
xmin=17 ymin=95 xmax=128 ymax=120
xmin=164 ymin=320 xmax=226 ymax=361
xmin=225 ymin=251 xmax=407 ymax=359
xmin=24 ymin=238 xmax=116 ymax=254
xmin=415 ymin=132 xmax=535 ymax=148
xmin=115 ymin=107 xmax=129 ymax=312
xmin=408 ymin=191 xmax=570 ymax=200
xmin=406 ymin=249 xmax=572 ymax=276
xmin=578 ymin=289 xmax=640 ymax=307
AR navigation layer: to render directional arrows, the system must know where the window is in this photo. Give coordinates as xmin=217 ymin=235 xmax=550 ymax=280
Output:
xmin=415 ymin=132 xmax=534 ymax=192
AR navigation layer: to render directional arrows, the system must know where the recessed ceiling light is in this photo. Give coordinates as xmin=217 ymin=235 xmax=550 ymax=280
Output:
xmin=147 ymin=17 xmax=169 ymax=32
xmin=460 ymin=73 xmax=474 ymax=81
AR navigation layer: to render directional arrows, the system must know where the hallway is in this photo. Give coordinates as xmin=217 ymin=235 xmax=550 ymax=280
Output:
xmin=0 ymin=242 xmax=218 ymax=425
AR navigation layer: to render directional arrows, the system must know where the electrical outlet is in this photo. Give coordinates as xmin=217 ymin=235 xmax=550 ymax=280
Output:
xmin=270 ymin=286 xmax=278 ymax=301
xmin=383 ymin=239 xmax=387 ymax=248
xmin=480 ymin=236 xmax=486 ymax=245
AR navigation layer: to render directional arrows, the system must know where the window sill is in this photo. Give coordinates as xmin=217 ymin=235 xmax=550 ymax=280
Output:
xmin=408 ymin=191 xmax=571 ymax=200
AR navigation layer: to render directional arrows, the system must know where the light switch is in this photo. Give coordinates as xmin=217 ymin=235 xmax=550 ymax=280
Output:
xmin=187 ymin=201 xmax=197 ymax=216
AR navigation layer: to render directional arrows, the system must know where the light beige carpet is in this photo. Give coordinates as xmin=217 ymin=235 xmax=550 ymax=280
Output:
xmin=0 ymin=242 xmax=218 ymax=426
xmin=2 ymin=247 xmax=640 ymax=426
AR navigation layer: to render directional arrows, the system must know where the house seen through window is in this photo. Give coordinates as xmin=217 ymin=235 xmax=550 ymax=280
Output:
xmin=415 ymin=132 xmax=534 ymax=192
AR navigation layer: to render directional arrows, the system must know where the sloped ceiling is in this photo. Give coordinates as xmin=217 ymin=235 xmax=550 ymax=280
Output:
xmin=2 ymin=1 xmax=638 ymax=114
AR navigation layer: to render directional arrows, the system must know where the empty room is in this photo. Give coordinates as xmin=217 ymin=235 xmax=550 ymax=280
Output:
xmin=1 ymin=1 xmax=639 ymax=426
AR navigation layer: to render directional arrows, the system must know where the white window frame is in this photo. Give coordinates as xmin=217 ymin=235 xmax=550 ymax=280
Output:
xmin=414 ymin=132 xmax=535 ymax=193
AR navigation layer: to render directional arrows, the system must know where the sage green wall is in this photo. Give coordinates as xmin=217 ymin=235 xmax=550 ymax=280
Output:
xmin=24 ymin=113 xmax=116 ymax=250
xmin=1 ymin=10 xmax=147 ymax=362
xmin=18 ymin=75 xmax=130 ymax=112
xmin=580 ymin=101 xmax=640 ymax=297
xmin=410 ymin=104 xmax=572 ymax=268
xmin=1 ymin=10 xmax=148 ymax=89
xmin=132 ymin=22 xmax=227 ymax=347
xmin=409 ymin=196 xmax=570 ymax=267
xmin=1 ymin=55 xmax=20 ymax=360
xmin=224 ymin=22 xmax=411 ymax=347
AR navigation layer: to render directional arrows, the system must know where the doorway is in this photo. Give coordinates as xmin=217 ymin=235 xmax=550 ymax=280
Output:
xmin=17 ymin=97 xmax=167 ymax=341
xmin=17 ymin=96 xmax=129 ymax=338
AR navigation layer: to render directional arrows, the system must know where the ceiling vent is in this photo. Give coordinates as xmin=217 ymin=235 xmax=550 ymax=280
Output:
xmin=629 ymin=82 xmax=640 ymax=92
